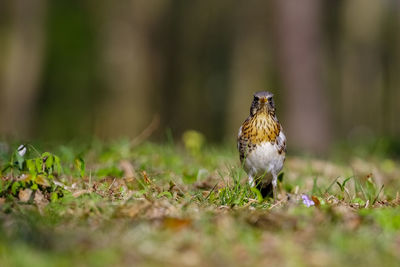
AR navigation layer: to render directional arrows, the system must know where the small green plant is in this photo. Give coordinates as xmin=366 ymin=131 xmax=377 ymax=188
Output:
xmin=0 ymin=145 xmax=63 ymax=200
xmin=325 ymin=174 xmax=384 ymax=206
xmin=354 ymin=175 xmax=384 ymax=205
xmin=75 ymin=156 xmax=86 ymax=178
xmin=26 ymin=151 xmax=62 ymax=179
xmin=336 ymin=176 xmax=353 ymax=200
xmin=1 ymin=145 xmax=61 ymax=177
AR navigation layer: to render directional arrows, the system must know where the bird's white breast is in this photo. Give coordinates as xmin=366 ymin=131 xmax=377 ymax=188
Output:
xmin=244 ymin=141 xmax=285 ymax=182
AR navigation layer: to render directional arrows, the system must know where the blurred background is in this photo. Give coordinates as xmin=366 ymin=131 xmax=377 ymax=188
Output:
xmin=0 ymin=0 xmax=399 ymax=154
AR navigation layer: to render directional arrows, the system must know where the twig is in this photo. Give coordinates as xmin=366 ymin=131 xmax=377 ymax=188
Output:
xmin=269 ymin=198 xmax=285 ymax=210
xmin=108 ymin=178 xmax=116 ymax=190
xmin=131 ymin=114 xmax=160 ymax=147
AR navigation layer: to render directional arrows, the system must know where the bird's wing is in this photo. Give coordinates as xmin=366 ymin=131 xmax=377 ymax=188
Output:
xmin=237 ymin=125 xmax=243 ymax=150
xmin=237 ymin=120 xmax=252 ymax=162
xmin=275 ymin=130 xmax=286 ymax=154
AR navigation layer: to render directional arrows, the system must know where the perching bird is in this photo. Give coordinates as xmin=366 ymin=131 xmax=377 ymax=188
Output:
xmin=237 ymin=91 xmax=286 ymax=199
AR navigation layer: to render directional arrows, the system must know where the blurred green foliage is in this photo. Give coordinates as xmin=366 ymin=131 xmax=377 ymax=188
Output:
xmin=1 ymin=0 xmax=400 ymax=151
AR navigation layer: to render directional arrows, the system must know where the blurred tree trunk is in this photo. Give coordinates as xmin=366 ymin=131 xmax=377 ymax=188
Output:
xmin=274 ymin=0 xmax=331 ymax=153
xmin=95 ymin=0 xmax=167 ymax=138
xmin=227 ymin=1 xmax=274 ymax=140
xmin=0 ymin=0 xmax=46 ymax=138
xmin=171 ymin=1 xmax=233 ymax=141
xmin=391 ymin=2 xmax=400 ymax=136
xmin=340 ymin=0 xmax=384 ymax=139
xmin=379 ymin=1 xmax=400 ymax=137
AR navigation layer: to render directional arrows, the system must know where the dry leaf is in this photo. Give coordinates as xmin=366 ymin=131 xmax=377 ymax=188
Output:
xmin=36 ymin=175 xmax=51 ymax=187
xmin=19 ymin=174 xmax=31 ymax=182
xmin=34 ymin=190 xmax=49 ymax=208
xmin=19 ymin=189 xmax=32 ymax=202
xmin=311 ymin=195 xmax=321 ymax=207
xmin=142 ymin=171 xmax=151 ymax=184
xmin=162 ymin=217 xmax=192 ymax=231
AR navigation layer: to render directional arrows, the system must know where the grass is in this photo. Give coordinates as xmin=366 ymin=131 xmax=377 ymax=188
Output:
xmin=0 ymin=138 xmax=400 ymax=267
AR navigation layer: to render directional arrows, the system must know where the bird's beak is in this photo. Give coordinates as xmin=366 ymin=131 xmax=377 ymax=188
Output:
xmin=260 ymin=97 xmax=267 ymax=104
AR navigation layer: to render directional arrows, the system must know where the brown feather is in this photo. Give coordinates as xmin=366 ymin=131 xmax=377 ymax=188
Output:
xmin=238 ymin=110 xmax=282 ymax=163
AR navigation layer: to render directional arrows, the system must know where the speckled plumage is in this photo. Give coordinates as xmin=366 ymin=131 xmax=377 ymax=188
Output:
xmin=237 ymin=91 xmax=286 ymax=199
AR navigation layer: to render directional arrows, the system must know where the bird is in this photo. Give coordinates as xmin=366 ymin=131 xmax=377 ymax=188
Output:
xmin=237 ymin=91 xmax=286 ymax=200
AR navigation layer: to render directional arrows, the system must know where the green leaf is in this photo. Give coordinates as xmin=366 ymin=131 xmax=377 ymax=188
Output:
xmin=15 ymin=153 xmax=25 ymax=170
xmin=50 ymin=192 xmax=59 ymax=202
xmin=26 ymin=159 xmax=37 ymax=177
xmin=342 ymin=176 xmax=353 ymax=188
xmin=1 ymin=163 xmax=12 ymax=175
xmin=54 ymin=155 xmax=62 ymax=174
xmin=336 ymin=181 xmax=344 ymax=192
xmin=250 ymin=187 xmax=264 ymax=203
xmin=44 ymin=154 xmax=54 ymax=170
xmin=353 ymin=197 xmax=365 ymax=206
xmin=35 ymin=158 xmax=42 ymax=173
xmin=41 ymin=152 xmax=52 ymax=158
xmin=31 ymin=183 xmax=39 ymax=191
xmin=75 ymin=157 xmax=86 ymax=178
xmin=11 ymin=182 xmax=20 ymax=195
xmin=0 ymin=180 xmax=12 ymax=194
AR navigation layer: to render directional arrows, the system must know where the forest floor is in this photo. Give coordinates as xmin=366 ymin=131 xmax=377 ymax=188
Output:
xmin=0 ymin=138 xmax=400 ymax=267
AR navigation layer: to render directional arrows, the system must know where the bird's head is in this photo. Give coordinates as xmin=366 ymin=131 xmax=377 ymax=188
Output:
xmin=250 ymin=91 xmax=276 ymax=116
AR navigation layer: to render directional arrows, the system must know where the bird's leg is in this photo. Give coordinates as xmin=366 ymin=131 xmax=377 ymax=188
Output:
xmin=271 ymin=173 xmax=278 ymax=202
xmin=248 ymin=175 xmax=255 ymax=187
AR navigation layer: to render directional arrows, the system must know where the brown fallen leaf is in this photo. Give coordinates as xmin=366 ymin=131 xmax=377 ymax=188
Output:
xmin=142 ymin=171 xmax=151 ymax=184
xmin=311 ymin=195 xmax=321 ymax=207
xmin=34 ymin=190 xmax=49 ymax=208
xmin=162 ymin=217 xmax=192 ymax=231
xmin=19 ymin=188 xmax=32 ymax=202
